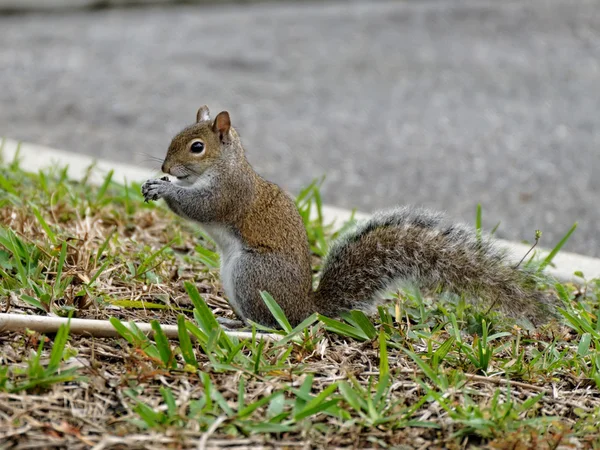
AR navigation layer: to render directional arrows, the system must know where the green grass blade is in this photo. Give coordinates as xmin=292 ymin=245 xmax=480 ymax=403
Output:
xmin=107 ymin=300 xmax=184 ymax=311
xmin=293 ymin=374 xmax=313 ymax=414
xmin=338 ymin=381 xmax=366 ymax=413
xmin=296 ymin=398 xmax=340 ymax=421
xmin=12 ymin=370 xmax=79 ymax=393
xmin=151 ymin=320 xmax=173 ymax=368
xmin=134 ymin=402 xmax=163 ymax=427
xmin=379 ymin=329 xmax=389 ymax=377
xmin=260 ymin=291 xmax=292 ymax=333
xmin=577 ymin=333 xmax=592 ymax=357
xmin=87 ymin=260 xmax=111 ymax=286
xmin=128 ymin=320 xmax=148 ymax=342
xmin=0 ymin=172 xmax=18 ymax=196
xmin=160 ymin=387 xmax=177 ymax=417
xmin=95 ymin=170 xmax=114 ymax=203
xmin=538 ymin=222 xmax=577 ymax=272
xmin=403 ymin=348 xmax=440 ymax=386
xmin=185 ymin=281 xmax=220 ymax=332
xmin=373 ymin=373 xmax=390 ymax=410
xmin=275 ymin=313 xmax=319 ymax=347
xmin=475 ymin=203 xmax=482 ymax=242
xmin=5 ymin=230 xmax=30 ymax=289
xmin=238 ymin=391 xmax=283 ymax=419
xmin=318 ymin=315 xmax=369 ymax=341
xmin=177 ymin=315 xmax=198 ymax=368
xmin=95 ymin=229 xmax=115 ymax=264
xmin=433 ymin=336 xmax=455 ymax=368
xmin=194 ymin=244 xmax=220 ymax=269
xmin=136 ymin=240 xmax=174 ymax=277
xmin=520 ymin=392 xmax=545 ymax=411
xmin=48 ymin=318 xmax=71 ymax=372
xmin=350 ymin=310 xmax=377 ymax=340
xmin=294 ymin=383 xmax=340 ymax=420
xmin=109 ymin=317 xmax=137 ymax=345
xmin=20 ymin=294 xmax=47 ymax=312
xmin=253 ymin=338 xmax=265 ymax=374
xmin=490 ymin=221 xmax=501 ymax=235
xmin=53 ymin=242 xmax=67 ymax=299
xmin=202 ymin=373 xmax=234 ymax=417
xmin=184 ymin=321 xmax=209 ymax=345
xmin=31 ymin=205 xmax=56 ymax=244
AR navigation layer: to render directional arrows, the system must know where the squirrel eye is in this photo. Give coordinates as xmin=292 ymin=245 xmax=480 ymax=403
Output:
xmin=190 ymin=141 xmax=205 ymax=154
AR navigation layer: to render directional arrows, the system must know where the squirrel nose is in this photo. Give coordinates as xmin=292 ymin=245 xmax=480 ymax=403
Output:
xmin=161 ymin=161 xmax=170 ymax=174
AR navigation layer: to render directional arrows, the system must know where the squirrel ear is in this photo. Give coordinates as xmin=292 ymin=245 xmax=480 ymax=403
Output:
xmin=213 ymin=111 xmax=231 ymax=139
xmin=196 ymin=105 xmax=211 ymax=123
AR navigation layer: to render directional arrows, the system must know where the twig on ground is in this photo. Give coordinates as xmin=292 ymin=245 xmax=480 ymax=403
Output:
xmin=0 ymin=313 xmax=281 ymax=341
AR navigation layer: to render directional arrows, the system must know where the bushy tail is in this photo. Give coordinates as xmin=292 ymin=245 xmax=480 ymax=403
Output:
xmin=313 ymin=207 xmax=557 ymax=325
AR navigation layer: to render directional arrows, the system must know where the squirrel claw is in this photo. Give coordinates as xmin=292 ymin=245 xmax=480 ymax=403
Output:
xmin=141 ymin=178 xmax=170 ymax=202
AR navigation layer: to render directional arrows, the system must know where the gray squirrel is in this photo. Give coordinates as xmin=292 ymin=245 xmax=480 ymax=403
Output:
xmin=142 ymin=106 xmax=557 ymax=328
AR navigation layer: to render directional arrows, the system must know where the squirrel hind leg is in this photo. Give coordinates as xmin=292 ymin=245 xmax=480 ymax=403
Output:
xmin=231 ymin=253 xmax=316 ymax=329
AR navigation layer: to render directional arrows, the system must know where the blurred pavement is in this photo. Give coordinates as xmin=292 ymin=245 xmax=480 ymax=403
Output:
xmin=1 ymin=0 xmax=599 ymax=257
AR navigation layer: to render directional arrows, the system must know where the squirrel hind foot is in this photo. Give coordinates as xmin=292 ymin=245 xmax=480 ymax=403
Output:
xmin=216 ymin=317 xmax=247 ymax=330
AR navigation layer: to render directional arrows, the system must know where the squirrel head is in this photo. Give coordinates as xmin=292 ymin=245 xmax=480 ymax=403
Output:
xmin=161 ymin=105 xmax=241 ymax=184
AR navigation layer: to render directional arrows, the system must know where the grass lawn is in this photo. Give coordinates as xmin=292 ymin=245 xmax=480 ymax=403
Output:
xmin=1 ymin=145 xmax=599 ymax=449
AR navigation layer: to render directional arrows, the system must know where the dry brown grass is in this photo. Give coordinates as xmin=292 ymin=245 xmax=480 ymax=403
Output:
xmin=1 ymin=162 xmax=599 ymax=449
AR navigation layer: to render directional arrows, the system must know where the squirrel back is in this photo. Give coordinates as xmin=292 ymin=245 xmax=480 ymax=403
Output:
xmin=142 ymin=106 xmax=557 ymax=328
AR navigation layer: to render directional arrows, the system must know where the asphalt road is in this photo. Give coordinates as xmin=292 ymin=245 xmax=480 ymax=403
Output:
xmin=1 ymin=0 xmax=599 ymax=257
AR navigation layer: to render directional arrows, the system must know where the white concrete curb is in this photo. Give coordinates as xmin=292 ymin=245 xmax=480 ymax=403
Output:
xmin=2 ymin=137 xmax=599 ymax=283
xmin=0 ymin=0 xmax=191 ymax=12
xmin=0 ymin=0 xmax=263 ymax=12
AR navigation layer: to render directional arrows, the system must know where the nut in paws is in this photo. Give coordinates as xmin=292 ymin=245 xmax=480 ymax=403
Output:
xmin=142 ymin=179 xmax=171 ymax=202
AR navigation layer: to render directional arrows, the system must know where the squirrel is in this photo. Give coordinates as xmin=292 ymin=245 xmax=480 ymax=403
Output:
xmin=141 ymin=106 xmax=557 ymax=329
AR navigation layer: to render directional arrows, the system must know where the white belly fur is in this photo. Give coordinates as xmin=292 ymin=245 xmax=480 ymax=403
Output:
xmin=200 ymin=223 xmax=244 ymax=316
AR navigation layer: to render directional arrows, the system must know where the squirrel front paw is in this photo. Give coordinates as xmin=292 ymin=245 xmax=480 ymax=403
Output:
xmin=142 ymin=178 xmax=171 ymax=202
